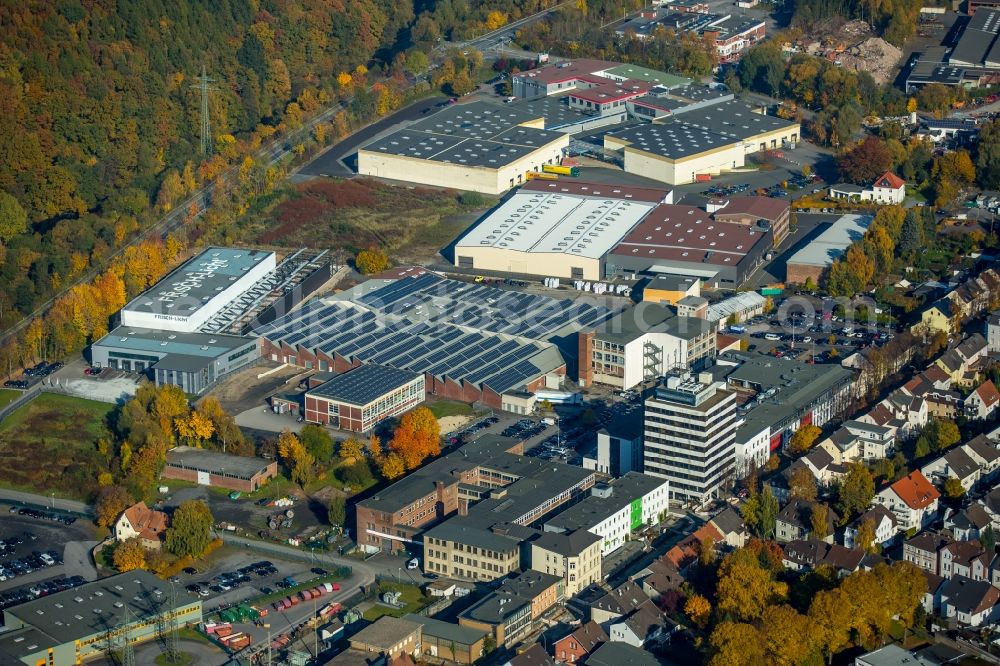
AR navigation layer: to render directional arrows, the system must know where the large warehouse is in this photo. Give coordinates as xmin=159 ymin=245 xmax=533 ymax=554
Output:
xmin=163 ymin=446 xmax=278 ymax=492
xmin=0 ymin=571 xmax=202 ymax=666
xmin=604 ymin=100 xmax=800 ymax=184
xmin=785 ymin=214 xmax=872 ymax=284
xmin=606 ymin=203 xmax=773 ymax=288
xmin=120 ymin=247 xmax=276 ymax=332
xmin=357 ymin=102 xmax=569 ymax=195
xmin=453 ymin=180 xmax=673 ymax=280
xmin=255 ymin=272 xmax=613 ymax=409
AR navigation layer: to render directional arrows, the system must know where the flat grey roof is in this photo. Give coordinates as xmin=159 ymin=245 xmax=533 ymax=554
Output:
xmin=402 ymin=614 xmax=486 ymax=645
xmin=532 ymin=529 xmax=601 ymax=556
xmin=545 ymin=472 xmax=667 ymax=532
xmin=460 ymin=589 xmax=531 ymax=624
xmin=165 ymin=446 xmax=273 ymax=479
xmin=122 ymin=247 xmax=273 ymax=315
xmin=596 ymin=302 xmax=712 ymax=344
xmin=786 ymin=214 xmax=872 ymax=268
xmin=3 ymin=571 xmax=200 ymax=646
xmin=94 ymin=325 xmax=253 ymax=359
xmin=360 ymin=101 xmax=565 ymax=168
xmin=507 ymin=95 xmax=597 ymax=129
xmin=423 ymin=518 xmax=522 ymax=552
xmin=609 ymin=121 xmax=737 ymax=159
xmin=308 ymin=364 xmax=421 ymax=407
xmin=350 ymin=616 xmax=420 ymax=649
xmin=358 ymin=455 xmax=477 ymax=514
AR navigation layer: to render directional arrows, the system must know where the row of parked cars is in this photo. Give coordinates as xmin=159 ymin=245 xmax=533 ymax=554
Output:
xmin=447 ymin=415 xmax=500 ymax=444
xmin=501 ymin=419 xmax=548 ymax=439
xmin=0 ymin=546 xmax=62 ymax=582
xmin=0 ymin=575 xmax=85 ymax=610
xmin=12 ymin=506 xmax=77 ymax=525
xmin=3 ymin=362 xmax=64 ymax=389
xmin=185 ymin=561 xmax=280 ymax=597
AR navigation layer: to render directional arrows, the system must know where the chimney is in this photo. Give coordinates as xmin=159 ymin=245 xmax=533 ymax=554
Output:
xmin=458 ymin=498 xmax=469 ymax=517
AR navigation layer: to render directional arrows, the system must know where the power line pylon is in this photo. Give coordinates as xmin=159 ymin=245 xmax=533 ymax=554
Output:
xmin=195 ymin=66 xmax=217 ymax=156
xmin=121 ymin=606 xmax=136 ymax=666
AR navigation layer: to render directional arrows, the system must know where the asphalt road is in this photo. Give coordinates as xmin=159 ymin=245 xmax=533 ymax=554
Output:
xmin=297 ymin=96 xmax=448 ymax=178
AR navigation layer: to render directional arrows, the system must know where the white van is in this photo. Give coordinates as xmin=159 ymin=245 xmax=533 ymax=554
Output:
xmin=407 ymin=558 xmax=420 ymax=570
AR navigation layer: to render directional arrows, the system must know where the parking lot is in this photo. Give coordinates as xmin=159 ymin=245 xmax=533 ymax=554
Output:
xmin=0 ymin=510 xmax=99 ymax=601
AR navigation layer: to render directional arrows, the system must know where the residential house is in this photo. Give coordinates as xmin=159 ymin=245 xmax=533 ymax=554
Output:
xmin=874 ymin=471 xmax=941 ymax=533
xmin=843 ymin=505 xmax=898 ymax=550
xmin=859 ymin=392 xmax=928 ymax=439
xmin=505 ymin=645 xmax=554 ymax=666
xmin=940 ymin=540 xmax=988 ymax=581
xmin=608 ymin=600 xmax=668 ymax=648
xmin=590 ymin=581 xmax=648 ymax=625
xmin=552 ymin=621 xmax=607 ymax=664
xmin=989 ymin=310 xmax=1000 ymax=354
xmin=114 ymin=501 xmax=168 ymax=550
xmin=985 ymin=487 xmax=1000 ymax=530
xmin=775 ymin=499 xmax=836 ymax=544
xmin=902 ymin=531 xmax=954 ymax=575
xmin=918 ymin=570 xmax=946 ymax=615
xmin=913 ymin=298 xmax=956 ymax=337
xmin=782 ymin=539 xmax=865 ymax=575
xmin=499 ymin=571 xmax=564 ymax=620
xmin=921 ymin=447 xmax=982 ymax=493
xmin=794 ymin=448 xmax=849 ymax=487
xmin=636 ymin=559 xmax=683 ymax=601
xmin=966 ymin=380 xmax=1000 ymax=420
xmin=945 ymin=503 xmax=993 ymax=542
xmin=662 ymin=523 xmax=723 ymax=573
xmin=458 ymin=593 xmax=532 ymax=648
xmin=964 ymin=435 xmax=1000 ymax=483
xmin=855 ymin=645 xmax=938 ymax=666
xmin=828 ymin=171 xmax=905 ymax=204
xmin=585 ymin=642 xmax=663 ymax=666
xmin=817 ymin=421 xmax=895 ymax=463
xmin=940 ymin=575 xmax=1000 ymax=626
xmin=708 ymin=506 xmax=749 ymax=548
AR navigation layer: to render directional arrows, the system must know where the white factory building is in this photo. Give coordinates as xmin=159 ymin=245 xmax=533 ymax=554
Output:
xmin=453 ymin=180 xmax=673 ymax=280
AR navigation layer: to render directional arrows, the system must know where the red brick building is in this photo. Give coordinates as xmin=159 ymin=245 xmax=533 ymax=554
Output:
xmin=553 ymin=621 xmax=608 ymax=663
xmin=304 ymin=364 xmax=425 ymax=433
xmin=163 ymin=446 xmax=277 ymax=492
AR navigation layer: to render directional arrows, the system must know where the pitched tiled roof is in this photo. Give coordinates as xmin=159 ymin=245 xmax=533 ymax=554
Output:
xmin=974 ymin=380 xmax=1000 ymax=409
xmin=555 ymin=621 xmax=607 ymax=654
xmin=943 ymin=448 xmax=981 ymax=480
xmin=887 ymin=471 xmax=940 ymax=510
xmin=941 ymin=575 xmax=1000 ymax=614
xmin=120 ymin=502 xmax=168 ymax=543
xmin=875 ymin=171 xmax=905 ymax=189
xmin=965 ymin=435 xmax=1000 ymax=465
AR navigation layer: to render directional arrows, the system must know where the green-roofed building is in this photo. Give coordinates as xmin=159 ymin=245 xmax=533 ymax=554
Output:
xmin=601 ymin=63 xmax=690 ymax=88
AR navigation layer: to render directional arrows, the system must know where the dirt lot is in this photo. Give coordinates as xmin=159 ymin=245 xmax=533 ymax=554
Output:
xmin=207 ymin=363 xmax=310 ymax=415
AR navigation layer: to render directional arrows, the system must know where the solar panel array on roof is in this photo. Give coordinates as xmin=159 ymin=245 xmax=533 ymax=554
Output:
xmin=255 ymin=275 xmax=612 ymax=395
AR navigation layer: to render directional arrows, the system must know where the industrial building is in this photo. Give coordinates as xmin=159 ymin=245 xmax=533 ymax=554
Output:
xmin=949 ymin=9 xmax=1000 ymax=69
xmin=708 ymin=195 xmax=790 ymax=247
xmin=604 ymin=99 xmax=799 ymax=185
xmin=785 ymin=214 xmax=873 ymax=284
xmin=606 ymin=203 xmax=773 ymax=288
xmin=91 ymin=247 xmax=331 ymax=393
xmin=356 ymin=101 xmax=569 ymax=195
xmin=162 ymin=446 xmax=278 ymax=492
xmin=0 ymin=571 xmax=202 ymax=666
xmin=706 ymin=291 xmax=767 ymax=327
xmin=119 ymin=247 xmax=276 ymax=332
xmin=303 ymin=364 xmax=425 ymax=433
xmin=616 ymin=10 xmax=765 ymax=63
xmin=453 ymin=180 xmax=673 ymax=280
xmin=357 ymin=435 xmax=596 ymax=555
xmin=577 ymin=303 xmax=716 ymax=390
xmin=255 ymin=272 xmax=613 ymax=409
xmin=628 ymin=84 xmax=734 ymax=120
xmin=643 ymin=373 xmax=738 ymax=504
xmin=90 ymin=326 xmax=259 ymax=394
xmin=512 ymin=59 xmax=689 ymax=100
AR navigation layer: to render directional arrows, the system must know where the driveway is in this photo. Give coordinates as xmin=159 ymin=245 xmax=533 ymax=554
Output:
xmin=235 ymin=406 xmax=306 ymax=433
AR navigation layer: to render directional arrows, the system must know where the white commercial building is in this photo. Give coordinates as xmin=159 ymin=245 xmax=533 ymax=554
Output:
xmin=544 ymin=472 xmax=670 ymax=556
xmin=119 ymin=247 xmax=276 ymax=333
xmin=643 ymin=373 xmax=738 ymax=504
xmin=454 ymin=180 xmax=672 ymax=280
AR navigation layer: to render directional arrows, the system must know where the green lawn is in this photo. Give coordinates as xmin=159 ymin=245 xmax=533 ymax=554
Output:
xmin=0 ymin=393 xmax=114 ymax=500
xmin=363 ymin=582 xmax=431 ymax=621
xmin=0 ymin=389 xmax=21 ymax=411
xmin=426 ymin=400 xmax=475 ymax=419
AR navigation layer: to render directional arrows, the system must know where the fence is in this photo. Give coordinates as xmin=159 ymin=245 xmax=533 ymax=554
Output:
xmin=0 ymin=387 xmax=41 ymax=423
xmin=217 ymin=532 xmax=354 ymax=575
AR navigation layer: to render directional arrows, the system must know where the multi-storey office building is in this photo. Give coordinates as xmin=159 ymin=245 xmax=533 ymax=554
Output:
xmin=643 ymin=373 xmax=737 ymax=504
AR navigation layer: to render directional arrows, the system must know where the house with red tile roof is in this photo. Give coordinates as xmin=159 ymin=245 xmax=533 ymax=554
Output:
xmin=875 ymin=471 xmax=941 ymax=533
xmin=552 ymin=621 xmax=607 ymax=663
xmin=663 ymin=523 xmax=723 ymax=572
xmin=114 ymin=501 xmax=169 ymax=550
xmin=966 ymin=380 xmax=1000 ymax=420
xmin=829 ymin=171 xmax=906 ymax=205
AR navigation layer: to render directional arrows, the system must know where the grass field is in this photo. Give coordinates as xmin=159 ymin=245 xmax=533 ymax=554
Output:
xmin=0 ymin=389 xmax=21 ymax=411
xmin=363 ymin=582 xmax=431 ymax=621
xmin=426 ymin=400 xmax=475 ymax=419
xmin=0 ymin=393 xmax=113 ymax=500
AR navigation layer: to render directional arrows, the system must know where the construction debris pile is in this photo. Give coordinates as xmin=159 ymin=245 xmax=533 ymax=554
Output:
xmin=837 ymin=37 xmax=902 ymax=84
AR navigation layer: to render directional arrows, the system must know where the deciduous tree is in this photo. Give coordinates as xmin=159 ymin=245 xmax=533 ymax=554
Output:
xmin=810 ymin=504 xmax=829 ymax=539
xmin=113 ymin=538 xmax=146 ymax=572
xmin=716 ymin=548 xmax=788 ymax=622
xmin=836 ymin=463 xmax=875 ymax=519
xmin=339 ymin=438 xmax=365 ymax=462
xmin=355 ymin=247 xmax=389 ymax=274
xmin=789 ymin=424 xmax=822 ymax=455
xmin=389 ymin=406 xmax=441 ymax=470
xmin=327 ymin=495 xmax=346 ymax=526
xmin=379 ymin=453 xmax=406 ymax=480
xmin=166 ymin=500 xmax=213 ymax=558
xmin=837 ymin=137 xmax=893 ymax=185
xmin=709 ymin=622 xmax=766 ymax=666
xmin=95 ymin=485 xmax=133 ymax=529
xmin=684 ymin=593 xmax=711 ymax=628
xmin=856 ymin=517 xmax=877 ymax=554
xmin=944 ymin=476 xmax=966 ymax=499
xmin=788 ymin=466 xmax=818 ymax=501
